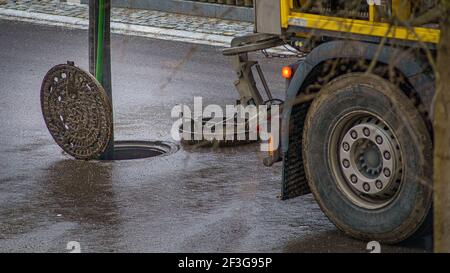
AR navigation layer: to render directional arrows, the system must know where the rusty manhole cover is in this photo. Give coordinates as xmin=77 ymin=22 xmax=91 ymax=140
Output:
xmin=41 ymin=63 xmax=113 ymax=160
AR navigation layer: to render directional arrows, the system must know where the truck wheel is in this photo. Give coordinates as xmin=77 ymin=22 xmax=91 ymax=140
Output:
xmin=303 ymin=73 xmax=433 ymax=243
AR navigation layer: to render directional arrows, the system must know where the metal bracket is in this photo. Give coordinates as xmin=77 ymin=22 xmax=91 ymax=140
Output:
xmin=231 ymin=54 xmax=263 ymax=106
xmin=224 ymin=33 xmax=285 ymax=106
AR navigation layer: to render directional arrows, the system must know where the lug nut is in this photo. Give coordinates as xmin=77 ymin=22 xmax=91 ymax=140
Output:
xmin=342 ymin=142 xmax=350 ymax=152
xmin=363 ymin=127 xmax=370 ymax=137
xmin=363 ymin=183 xmax=370 ymax=192
xmin=342 ymin=159 xmax=350 ymax=168
xmin=383 ymin=168 xmax=391 ymax=177
xmin=384 ymin=151 xmax=391 ymax=160
xmin=376 ymin=136 xmax=383 ymax=144
xmin=350 ymin=175 xmax=358 ymax=184
xmin=350 ymin=130 xmax=358 ymax=139
xmin=375 ymin=180 xmax=383 ymax=190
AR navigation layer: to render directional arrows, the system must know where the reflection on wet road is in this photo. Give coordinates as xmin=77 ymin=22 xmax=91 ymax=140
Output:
xmin=0 ymin=20 xmax=428 ymax=252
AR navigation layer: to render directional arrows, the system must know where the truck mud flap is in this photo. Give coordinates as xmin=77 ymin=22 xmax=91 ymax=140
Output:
xmin=281 ymin=102 xmax=311 ymax=200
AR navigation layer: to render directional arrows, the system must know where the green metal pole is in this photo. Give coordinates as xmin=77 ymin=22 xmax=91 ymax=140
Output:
xmin=95 ymin=0 xmax=105 ymax=82
xmin=91 ymin=0 xmax=114 ymax=160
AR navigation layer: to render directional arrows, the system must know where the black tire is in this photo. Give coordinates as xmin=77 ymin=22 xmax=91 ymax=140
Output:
xmin=303 ymin=73 xmax=433 ymax=243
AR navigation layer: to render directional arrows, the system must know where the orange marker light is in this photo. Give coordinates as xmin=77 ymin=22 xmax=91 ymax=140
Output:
xmin=268 ymin=136 xmax=274 ymax=157
xmin=282 ymin=66 xmax=293 ymax=79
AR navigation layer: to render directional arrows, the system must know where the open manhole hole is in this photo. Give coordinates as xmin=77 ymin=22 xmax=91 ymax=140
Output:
xmin=109 ymin=141 xmax=179 ymax=161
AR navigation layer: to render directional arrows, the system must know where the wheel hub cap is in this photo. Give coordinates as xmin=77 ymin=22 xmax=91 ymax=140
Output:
xmin=338 ymin=118 xmax=401 ymax=201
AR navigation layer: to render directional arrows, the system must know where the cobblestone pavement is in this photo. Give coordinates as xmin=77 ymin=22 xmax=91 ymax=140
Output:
xmin=0 ymin=0 xmax=254 ymax=38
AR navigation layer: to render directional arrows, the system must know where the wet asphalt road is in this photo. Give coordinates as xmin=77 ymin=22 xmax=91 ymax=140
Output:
xmin=0 ymin=20 xmax=429 ymax=252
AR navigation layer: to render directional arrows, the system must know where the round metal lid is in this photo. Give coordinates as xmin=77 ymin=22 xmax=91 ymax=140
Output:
xmin=41 ymin=63 xmax=113 ymax=160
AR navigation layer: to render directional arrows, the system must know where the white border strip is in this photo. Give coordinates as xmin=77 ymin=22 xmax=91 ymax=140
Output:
xmin=0 ymin=8 xmax=294 ymax=54
xmin=0 ymin=8 xmax=232 ymax=47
